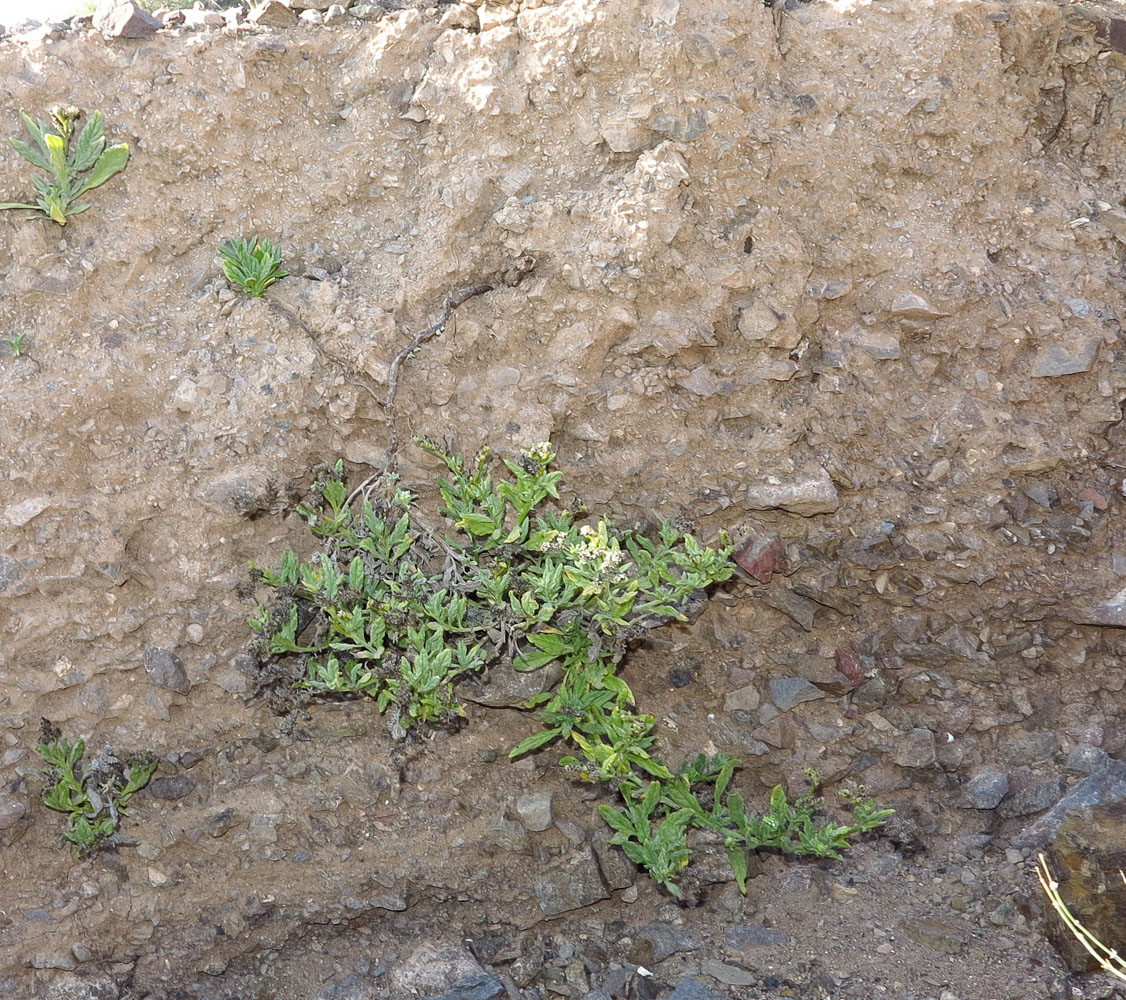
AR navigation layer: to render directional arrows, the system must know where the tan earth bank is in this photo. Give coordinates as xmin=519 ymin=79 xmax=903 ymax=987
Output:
xmin=3 ymin=0 xmax=1126 ymax=997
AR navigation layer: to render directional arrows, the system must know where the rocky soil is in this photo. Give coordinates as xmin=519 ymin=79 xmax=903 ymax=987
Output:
xmin=3 ymin=0 xmax=1126 ymax=997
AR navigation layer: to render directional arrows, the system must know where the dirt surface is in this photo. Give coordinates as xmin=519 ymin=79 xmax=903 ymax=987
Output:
xmin=3 ymin=0 xmax=1126 ymax=997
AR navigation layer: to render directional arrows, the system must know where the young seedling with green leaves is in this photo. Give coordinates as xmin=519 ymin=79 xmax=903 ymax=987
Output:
xmin=35 ymin=722 xmax=157 ymax=855
xmin=249 ymin=441 xmax=892 ymax=895
xmin=0 ymin=108 xmax=129 ymax=226
xmin=4 ymin=331 xmax=26 ymax=358
xmin=219 ymin=236 xmax=288 ymax=297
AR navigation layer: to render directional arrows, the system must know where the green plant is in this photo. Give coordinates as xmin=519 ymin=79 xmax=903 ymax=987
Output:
xmin=36 ymin=722 xmax=157 ymax=855
xmin=249 ymin=442 xmax=891 ymax=895
xmin=5 ymin=331 xmax=26 ymax=358
xmin=1037 ymin=853 xmax=1126 ymax=983
xmin=0 ymin=107 xmax=129 ymax=226
xmin=219 ymin=236 xmax=288 ymax=297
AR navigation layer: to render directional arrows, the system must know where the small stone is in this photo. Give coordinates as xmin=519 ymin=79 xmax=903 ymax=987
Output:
xmin=323 ymin=3 xmax=349 ymax=23
xmin=421 ymin=975 xmax=505 ymax=1000
xmin=92 ymin=0 xmax=161 ymax=37
xmin=591 ymin=828 xmax=637 ymax=890
xmin=723 ymin=684 xmax=760 ymax=713
xmin=1031 ymin=337 xmax=1103 ymax=378
xmin=249 ymin=0 xmax=298 ymax=26
xmin=181 ymin=8 xmax=224 ymax=27
xmin=205 ymin=808 xmax=240 ymax=838
xmin=515 ymin=791 xmax=553 ymax=832
xmin=29 ymin=952 xmax=77 ymax=970
xmin=898 ymin=917 xmax=967 ymax=955
xmin=670 ymin=978 xmax=725 ymax=1000
xmin=745 ymin=469 xmax=839 ymax=516
xmin=725 ymin=925 xmax=796 ymax=949
xmin=299 ymin=8 xmax=323 ymax=21
xmin=1076 ymin=488 xmax=1109 ymax=511
xmin=851 ymin=676 xmax=886 ymax=712
xmin=699 ymin=959 xmax=755 ymax=987
xmin=894 ymin=728 xmax=937 ymax=768
xmin=4 ymin=497 xmax=50 ymax=527
xmin=482 ymin=816 xmax=527 ymax=853
xmin=1067 ymin=745 xmax=1110 ymax=774
xmin=834 ymin=647 xmax=865 ymax=686
xmin=889 ymin=292 xmax=949 ymax=320
xmin=143 ymin=647 xmax=190 ymax=694
xmin=733 ymin=524 xmax=786 ymax=583
xmin=762 ymin=587 xmax=817 ymax=631
xmin=534 ymin=847 xmax=609 ymax=916
xmin=0 ymin=794 xmax=26 ymax=830
xmin=961 ymin=766 xmax=1009 ymax=809
xmin=148 ymin=775 xmax=195 ymax=801
xmin=627 ymin=922 xmax=699 ymax=965
xmin=769 ymin=676 xmax=825 ymax=712
xmin=1101 ymin=208 xmax=1126 ymax=244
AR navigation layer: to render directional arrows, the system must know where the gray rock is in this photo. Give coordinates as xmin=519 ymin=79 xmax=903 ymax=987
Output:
xmin=1065 ymin=585 xmax=1126 ymax=628
xmin=899 ymin=917 xmax=967 ymax=955
xmin=534 ymin=847 xmax=610 ymax=916
xmin=670 ymin=978 xmax=725 ymax=1000
xmin=93 ymin=0 xmax=161 ymax=37
xmin=1067 ymin=745 xmax=1110 ymax=774
xmin=591 ymin=827 xmax=637 ymax=890
xmin=700 ymin=959 xmax=755 ymax=986
xmin=148 ymin=775 xmax=194 ymax=801
xmin=391 ymin=943 xmax=486 ymax=999
xmin=962 ymin=766 xmax=1009 ymax=809
xmin=515 ymin=791 xmax=553 ymax=832
xmin=143 ymin=647 xmax=190 ymax=694
xmin=323 ymin=3 xmax=350 ymax=23
xmin=422 ymin=974 xmax=505 ymax=1000
xmin=462 ymin=662 xmax=563 ymax=708
xmin=0 ymin=554 xmax=29 ymax=596
xmin=205 ymin=807 xmax=240 ymax=838
xmin=894 ymin=728 xmax=937 ymax=768
xmin=851 ymin=676 xmax=887 ymax=712
xmin=626 ymin=922 xmax=699 ymax=965
xmin=1016 ymin=758 xmax=1126 ymax=848
xmin=997 ymin=769 xmax=1066 ymax=818
xmin=29 ymin=952 xmax=78 ymax=970
xmin=482 ymin=815 xmax=527 ymax=853
xmin=1031 ymin=337 xmax=1103 ymax=378
xmin=762 ymin=588 xmax=817 ymax=631
xmin=723 ymin=683 xmax=760 ymax=713
xmin=0 ymin=794 xmax=26 ymax=830
xmin=725 ymin=924 xmax=796 ymax=949
xmin=745 ymin=469 xmax=838 ymax=516
xmin=768 ymin=676 xmax=825 ymax=712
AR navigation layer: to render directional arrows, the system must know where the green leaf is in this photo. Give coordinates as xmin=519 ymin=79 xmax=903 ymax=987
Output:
xmin=8 ymin=137 xmax=50 ymax=172
xmin=0 ymin=201 xmax=40 ymax=211
xmin=513 ymin=649 xmax=559 ymax=672
xmin=728 ymin=846 xmax=749 ymax=894
xmin=71 ymin=111 xmax=105 ymax=172
xmin=509 ymin=727 xmax=562 ymax=758
xmin=77 ymin=143 xmax=129 ymax=196
xmin=458 ymin=512 xmax=498 ymax=537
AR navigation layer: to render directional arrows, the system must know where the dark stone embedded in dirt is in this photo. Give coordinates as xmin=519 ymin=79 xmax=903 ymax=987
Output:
xmin=93 ymin=0 xmax=161 ymax=37
xmin=762 ymin=587 xmax=817 ymax=631
xmin=668 ymin=666 xmax=694 ymax=688
xmin=1016 ymin=760 xmax=1126 ymax=848
xmin=462 ymin=661 xmax=563 ymax=708
xmin=669 ymin=978 xmax=726 ymax=1000
xmin=391 ymin=942 xmax=487 ymax=998
xmin=0 ymin=795 xmax=26 ymax=831
xmin=725 ymin=925 xmax=797 ymax=950
xmin=1042 ymin=800 xmax=1126 ymax=972
xmin=851 ymin=676 xmax=886 ymax=712
xmin=482 ymin=815 xmax=528 ymax=853
xmin=834 ymin=647 xmax=865 ymax=686
xmin=535 ymin=847 xmax=610 ymax=916
xmin=723 ymin=683 xmax=759 ymax=713
xmin=744 ymin=470 xmax=839 ymax=516
xmin=700 ymin=959 xmax=755 ymax=986
xmin=768 ymin=676 xmax=825 ymax=712
xmin=899 ymin=917 xmax=968 ymax=955
xmin=894 ymin=728 xmax=937 ymax=769
xmin=0 ymin=555 xmax=28 ymax=597
xmin=147 ymin=776 xmax=194 ymax=801
xmin=591 ymin=828 xmax=637 ymax=890
xmin=205 ymin=808 xmax=240 ymax=838
xmin=142 ymin=647 xmax=190 ymax=694
xmin=961 ymin=766 xmax=1010 ymax=809
xmin=625 ymin=922 xmax=699 ymax=965
xmin=996 ymin=769 xmax=1066 ymax=819
xmin=421 ymin=973 xmax=505 ymax=1000
xmin=733 ymin=524 xmax=786 ymax=583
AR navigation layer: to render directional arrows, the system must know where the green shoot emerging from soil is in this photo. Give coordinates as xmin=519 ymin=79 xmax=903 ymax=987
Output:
xmin=5 ymin=331 xmax=26 ymax=358
xmin=219 ymin=236 xmax=288 ymax=297
xmin=0 ymin=108 xmax=129 ymax=226
xmin=36 ymin=721 xmax=157 ymax=856
xmin=249 ymin=442 xmax=892 ymax=895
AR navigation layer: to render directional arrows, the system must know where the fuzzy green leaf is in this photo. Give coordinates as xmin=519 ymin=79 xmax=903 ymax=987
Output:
xmin=77 ymin=143 xmax=129 ymax=196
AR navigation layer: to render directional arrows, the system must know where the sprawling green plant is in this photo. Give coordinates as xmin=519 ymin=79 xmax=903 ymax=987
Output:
xmin=36 ymin=723 xmax=157 ymax=855
xmin=0 ymin=108 xmax=129 ymax=226
xmin=250 ymin=442 xmax=891 ymax=894
xmin=219 ymin=236 xmax=288 ymax=297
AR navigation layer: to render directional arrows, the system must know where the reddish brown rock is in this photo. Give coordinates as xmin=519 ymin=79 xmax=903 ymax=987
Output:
xmin=834 ymin=646 xmax=865 ymax=687
xmin=1076 ymin=488 xmax=1108 ymax=511
xmin=733 ymin=524 xmax=785 ymax=583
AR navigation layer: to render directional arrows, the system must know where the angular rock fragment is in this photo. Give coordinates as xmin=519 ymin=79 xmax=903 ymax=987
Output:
xmin=1031 ymin=337 xmax=1103 ymax=377
xmin=249 ymin=0 xmax=298 ymax=26
xmin=93 ymin=0 xmax=161 ymax=37
xmin=744 ymin=469 xmax=839 ymax=516
xmin=534 ymin=847 xmax=609 ymax=916
xmin=733 ymin=523 xmax=785 ymax=583
xmin=143 ymin=647 xmax=191 ymax=694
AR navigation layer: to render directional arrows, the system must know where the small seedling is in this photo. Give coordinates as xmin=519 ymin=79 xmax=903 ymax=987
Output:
xmin=36 ymin=721 xmax=157 ymax=855
xmin=5 ymin=331 xmax=26 ymax=358
xmin=219 ymin=236 xmax=288 ymax=297
xmin=0 ymin=107 xmax=129 ymax=226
